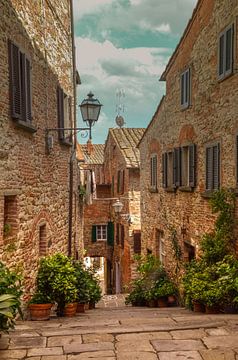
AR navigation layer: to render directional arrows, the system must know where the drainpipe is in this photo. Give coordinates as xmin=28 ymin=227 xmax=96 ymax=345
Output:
xmin=68 ymin=0 xmax=77 ymax=257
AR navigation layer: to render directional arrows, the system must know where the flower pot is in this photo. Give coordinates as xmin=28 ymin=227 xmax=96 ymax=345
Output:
xmin=28 ymin=303 xmax=52 ymax=321
xmin=76 ymin=303 xmax=85 ymax=313
xmin=193 ymin=301 xmax=205 ymax=313
xmin=205 ymin=305 xmax=220 ymax=314
xmin=157 ymin=297 xmax=168 ymax=308
xmin=63 ymin=303 xmax=77 ymax=317
xmin=147 ymin=299 xmax=157 ymax=308
xmin=89 ymin=302 xmax=95 ymax=309
xmin=168 ymin=295 xmax=176 ymax=306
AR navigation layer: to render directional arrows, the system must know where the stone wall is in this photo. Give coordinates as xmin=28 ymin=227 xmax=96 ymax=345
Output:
xmin=139 ymin=0 xmax=238 ymax=278
xmin=0 ymin=0 xmax=80 ymax=299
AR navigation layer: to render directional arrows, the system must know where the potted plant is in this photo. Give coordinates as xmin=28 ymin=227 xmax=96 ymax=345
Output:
xmin=28 ymin=291 xmax=53 ymax=320
xmin=36 ymin=254 xmax=78 ymax=317
xmin=87 ymin=269 xmax=102 ymax=309
xmin=73 ymin=261 xmax=90 ymax=313
xmin=125 ymin=279 xmax=146 ymax=306
xmin=0 ymin=262 xmax=22 ymax=333
xmin=154 ymin=279 xmax=176 ymax=307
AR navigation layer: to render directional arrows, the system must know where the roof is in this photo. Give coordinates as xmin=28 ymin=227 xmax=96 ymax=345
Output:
xmin=137 ymin=96 xmax=165 ymax=148
xmin=108 ymin=128 xmax=145 ymax=168
xmin=80 ymin=144 xmax=105 ymax=164
xmin=160 ymin=0 xmax=201 ymax=81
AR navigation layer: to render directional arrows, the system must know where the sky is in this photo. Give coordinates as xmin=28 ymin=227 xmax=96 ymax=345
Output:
xmin=73 ymin=0 xmax=197 ymax=144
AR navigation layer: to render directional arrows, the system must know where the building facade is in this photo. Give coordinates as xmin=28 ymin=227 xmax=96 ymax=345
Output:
xmin=0 ymin=0 xmax=81 ymax=299
xmin=139 ymin=0 xmax=238 ymax=277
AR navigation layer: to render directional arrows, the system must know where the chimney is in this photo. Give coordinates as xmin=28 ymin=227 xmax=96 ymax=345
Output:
xmin=86 ymin=139 xmax=94 ymax=156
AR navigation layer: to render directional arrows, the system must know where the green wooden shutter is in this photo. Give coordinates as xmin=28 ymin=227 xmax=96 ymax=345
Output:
xmin=107 ymin=222 xmax=114 ymax=247
xmin=189 ymin=144 xmax=196 ymax=187
xmin=9 ymin=41 xmax=22 ymax=119
xmin=92 ymin=225 xmax=97 ymax=243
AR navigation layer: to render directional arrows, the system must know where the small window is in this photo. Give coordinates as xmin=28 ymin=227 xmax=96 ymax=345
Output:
xmin=206 ymin=143 xmax=220 ymax=191
xmin=181 ymin=144 xmax=196 ymax=188
xmin=184 ymin=242 xmax=195 ymax=262
xmin=218 ymin=24 xmax=234 ymax=80
xmin=150 ymin=154 xmax=157 ymax=190
xmin=57 ymin=86 xmax=72 ymax=143
xmin=133 ymin=231 xmax=141 ymax=255
xmin=96 ymin=225 xmax=107 ymax=241
xmin=180 ymin=68 xmax=190 ymax=108
xmin=39 ymin=224 xmax=47 ymax=256
xmin=9 ymin=41 xmax=32 ymax=123
xmin=4 ymin=196 xmax=18 ymax=238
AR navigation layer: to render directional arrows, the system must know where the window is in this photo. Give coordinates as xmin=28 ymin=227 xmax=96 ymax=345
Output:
xmin=9 ymin=41 xmax=32 ymax=123
xmin=150 ymin=154 xmax=157 ymax=190
xmin=163 ymin=145 xmax=196 ymax=189
xmin=4 ymin=196 xmax=18 ymax=238
xmin=133 ymin=231 xmax=141 ymax=255
xmin=57 ymin=86 xmax=72 ymax=142
xmin=96 ymin=225 xmax=107 ymax=241
xmin=184 ymin=242 xmax=195 ymax=262
xmin=117 ymin=170 xmax=125 ymax=194
xmin=39 ymin=224 xmax=47 ymax=256
xmin=181 ymin=68 xmax=190 ymax=108
xmin=218 ymin=24 xmax=234 ymax=80
xmin=206 ymin=143 xmax=220 ymax=191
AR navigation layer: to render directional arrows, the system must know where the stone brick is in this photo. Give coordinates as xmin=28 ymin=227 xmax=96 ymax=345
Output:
xmin=151 ymin=339 xmax=205 ymax=352
xmin=205 ymin=328 xmax=230 ymax=336
xmin=47 ymin=335 xmax=82 ymax=347
xmin=203 ymin=335 xmax=238 ymax=349
xmin=64 ymin=342 xmax=114 ymax=354
xmin=82 ymin=333 xmax=114 ymax=343
xmin=9 ymin=336 xmax=46 ymax=349
xmin=200 ymin=350 xmax=236 ymax=360
xmin=27 ymin=347 xmax=63 ymax=357
xmin=0 ymin=349 xmax=27 ymax=359
xmin=68 ymin=351 xmax=115 ymax=359
xmin=115 ymin=340 xmax=155 ymax=352
xmin=117 ymin=352 xmax=158 ymax=360
xmin=158 ymin=351 xmax=203 ymax=360
xmin=171 ymin=329 xmax=206 ymax=339
xmin=116 ymin=332 xmax=172 ymax=341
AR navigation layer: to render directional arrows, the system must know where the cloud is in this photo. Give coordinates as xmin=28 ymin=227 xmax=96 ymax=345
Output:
xmin=73 ymin=0 xmax=114 ymax=19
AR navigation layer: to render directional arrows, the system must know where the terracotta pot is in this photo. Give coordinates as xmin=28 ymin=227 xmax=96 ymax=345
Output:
xmin=157 ymin=297 xmax=168 ymax=308
xmin=76 ymin=303 xmax=85 ymax=313
xmin=168 ymin=295 xmax=176 ymax=306
xmin=89 ymin=302 xmax=95 ymax=309
xmin=64 ymin=303 xmax=77 ymax=317
xmin=193 ymin=301 xmax=205 ymax=313
xmin=84 ymin=303 xmax=89 ymax=310
xmin=147 ymin=300 xmax=157 ymax=308
xmin=205 ymin=305 xmax=220 ymax=314
xmin=28 ymin=303 xmax=52 ymax=321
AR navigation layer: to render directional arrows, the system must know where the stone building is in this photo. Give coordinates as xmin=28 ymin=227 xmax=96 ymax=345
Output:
xmin=78 ymin=128 xmax=144 ymax=293
xmin=138 ymin=0 xmax=238 ymax=277
xmin=0 ymin=0 xmax=81 ymax=298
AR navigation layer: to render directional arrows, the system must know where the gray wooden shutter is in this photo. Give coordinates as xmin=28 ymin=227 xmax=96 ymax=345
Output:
xmin=213 ymin=144 xmax=220 ymax=190
xmin=150 ymin=157 xmax=153 ymax=187
xmin=9 ymin=41 xmax=22 ymax=119
xmin=181 ymin=73 xmax=185 ymax=106
xmin=57 ymin=86 xmax=64 ymax=140
xmin=189 ymin=144 xmax=196 ymax=187
xmin=206 ymin=147 xmax=213 ymax=190
xmin=107 ymin=222 xmax=114 ymax=247
xmin=162 ymin=153 xmax=167 ymax=188
xmin=219 ymin=33 xmax=225 ymax=77
xmin=225 ymin=25 xmax=233 ymax=75
xmin=25 ymin=58 xmax=32 ymax=123
xmin=92 ymin=225 xmax=97 ymax=243
xmin=173 ymin=148 xmax=181 ymax=187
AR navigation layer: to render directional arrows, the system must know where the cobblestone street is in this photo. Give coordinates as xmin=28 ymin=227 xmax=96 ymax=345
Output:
xmin=1 ymin=296 xmax=238 ymax=360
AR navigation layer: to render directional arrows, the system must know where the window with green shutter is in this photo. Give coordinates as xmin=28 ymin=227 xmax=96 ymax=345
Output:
xmin=107 ymin=221 xmax=114 ymax=247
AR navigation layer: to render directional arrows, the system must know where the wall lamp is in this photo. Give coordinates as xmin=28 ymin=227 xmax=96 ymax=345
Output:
xmin=45 ymin=92 xmax=102 ymax=150
xmin=112 ymin=199 xmax=133 ymax=225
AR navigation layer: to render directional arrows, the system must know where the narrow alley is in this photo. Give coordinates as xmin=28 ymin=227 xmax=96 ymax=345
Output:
xmin=1 ymin=296 xmax=238 ymax=360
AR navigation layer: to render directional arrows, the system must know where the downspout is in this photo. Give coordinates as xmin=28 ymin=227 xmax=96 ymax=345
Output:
xmin=68 ymin=0 xmax=77 ymax=257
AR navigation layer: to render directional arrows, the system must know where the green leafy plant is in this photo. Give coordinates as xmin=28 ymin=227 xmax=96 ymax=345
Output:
xmin=36 ymin=253 xmax=77 ymax=315
xmin=73 ymin=261 xmax=90 ymax=304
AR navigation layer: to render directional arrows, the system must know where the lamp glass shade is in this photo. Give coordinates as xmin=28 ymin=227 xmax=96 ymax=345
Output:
xmin=80 ymin=92 xmax=102 ymax=127
xmin=112 ymin=199 xmax=123 ymax=214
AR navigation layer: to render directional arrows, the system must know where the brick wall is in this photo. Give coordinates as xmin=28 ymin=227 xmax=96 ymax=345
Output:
xmin=139 ymin=0 xmax=238 ymax=278
xmin=0 ymin=0 xmax=80 ymax=299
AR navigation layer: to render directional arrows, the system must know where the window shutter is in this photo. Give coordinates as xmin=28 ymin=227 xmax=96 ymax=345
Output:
xmin=236 ymin=136 xmax=238 ymax=186
xmin=121 ymin=170 xmax=125 ymax=194
xmin=9 ymin=41 xmax=22 ymax=119
xmin=173 ymin=148 xmax=181 ymax=187
xmin=121 ymin=225 xmax=124 ymax=249
xmin=206 ymin=147 xmax=213 ymax=190
xmin=219 ymin=33 xmax=225 ymax=77
xmin=57 ymin=86 xmax=64 ymax=140
xmin=117 ymin=170 xmax=120 ymax=194
xmin=181 ymin=73 xmax=185 ymax=106
xmin=162 ymin=153 xmax=167 ymax=188
xmin=150 ymin=157 xmax=153 ymax=187
xmin=116 ymin=223 xmax=120 ymax=245
xmin=189 ymin=144 xmax=196 ymax=187
xmin=92 ymin=225 xmax=97 ymax=243
xmin=107 ymin=221 xmax=114 ymax=247
xmin=213 ymin=144 xmax=220 ymax=190
xmin=225 ymin=25 xmax=233 ymax=74
xmin=25 ymin=58 xmax=32 ymax=123
xmin=154 ymin=155 xmax=157 ymax=188
xmin=134 ymin=232 xmax=141 ymax=254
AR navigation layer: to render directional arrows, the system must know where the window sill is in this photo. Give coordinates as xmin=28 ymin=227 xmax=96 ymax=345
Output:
xmin=218 ymin=71 xmax=234 ymax=83
xmin=14 ymin=119 xmax=37 ymax=133
xmin=179 ymin=186 xmax=193 ymax=192
xmin=165 ymin=187 xmax=175 ymax=193
xmin=180 ymin=104 xmax=191 ymax=111
xmin=149 ymin=188 xmax=158 ymax=193
xmin=60 ymin=138 xmax=73 ymax=147
xmin=201 ymin=190 xmax=214 ymax=199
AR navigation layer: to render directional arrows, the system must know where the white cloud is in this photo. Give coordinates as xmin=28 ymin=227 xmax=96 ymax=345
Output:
xmin=73 ymin=0 xmax=114 ymax=19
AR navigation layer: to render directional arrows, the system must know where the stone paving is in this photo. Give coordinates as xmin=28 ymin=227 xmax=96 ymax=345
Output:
xmin=1 ymin=295 xmax=238 ymax=359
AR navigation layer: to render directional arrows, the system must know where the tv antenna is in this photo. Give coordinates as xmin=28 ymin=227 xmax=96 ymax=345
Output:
xmin=115 ymin=88 xmax=125 ymax=128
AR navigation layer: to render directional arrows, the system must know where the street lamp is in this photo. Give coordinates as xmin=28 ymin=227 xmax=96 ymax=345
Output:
xmin=80 ymin=92 xmax=102 ymax=139
xmin=112 ymin=199 xmax=132 ymax=224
